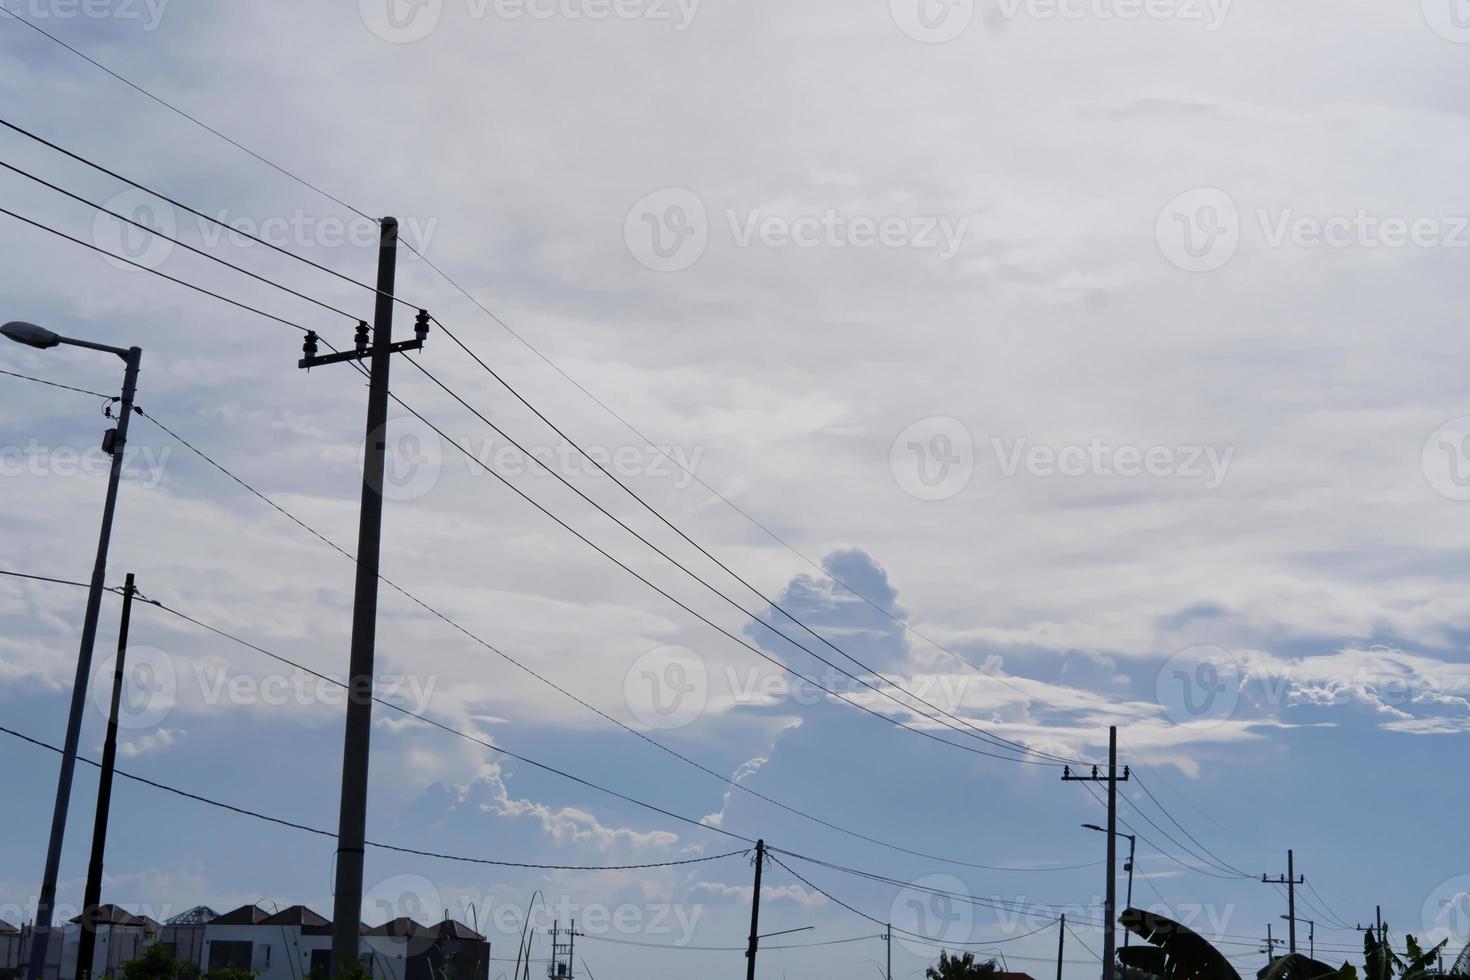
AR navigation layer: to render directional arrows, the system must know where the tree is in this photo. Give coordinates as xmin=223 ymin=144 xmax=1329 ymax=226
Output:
xmin=926 ymin=951 xmax=1001 ymax=979
xmin=119 ymin=943 xmax=255 ymax=980
xmin=1118 ymin=907 xmax=1243 ymax=980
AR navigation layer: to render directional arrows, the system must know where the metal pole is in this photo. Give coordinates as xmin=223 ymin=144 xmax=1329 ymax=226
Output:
xmin=1057 ymin=913 xmax=1066 ymax=980
xmin=1104 ymin=726 xmax=1118 ymax=980
xmin=887 ymin=923 xmax=892 ymax=980
xmin=1123 ymin=836 xmax=1135 ymax=951
xmin=745 ymin=841 xmax=765 ymax=980
xmin=330 ymin=217 xmax=398 ymax=973
xmin=1287 ymin=850 xmax=1296 ymax=955
xmin=74 ymin=574 xmax=136 ymax=980
xmin=27 ymin=346 xmax=141 ymax=980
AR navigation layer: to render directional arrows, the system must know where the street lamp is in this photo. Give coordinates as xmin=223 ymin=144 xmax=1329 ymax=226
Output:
xmin=4 ymin=322 xmax=142 ymax=980
xmin=1084 ymin=823 xmax=1137 ymax=950
xmin=1281 ymin=916 xmax=1315 ymax=959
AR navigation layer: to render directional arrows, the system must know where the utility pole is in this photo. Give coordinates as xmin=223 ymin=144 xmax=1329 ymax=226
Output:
xmin=3 ymin=322 xmax=144 ymax=980
xmin=1062 ymin=727 xmax=1130 ymax=980
xmin=75 ymin=574 xmax=138 ymax=980
xmin=745 ymin=840 xmax=767 ymax=980
xmin=1057 ymin=913 xmax=1066 ymax=980
xmin=1262 ymin=925 xmax=1282 ymax=964
xmin=885 ymin=923 xmax=892 ymax=980
xmin=1261 ymin=850 xmax=1304 ymax=954
xmin=299 ymin=216 xmax=429 ymax=975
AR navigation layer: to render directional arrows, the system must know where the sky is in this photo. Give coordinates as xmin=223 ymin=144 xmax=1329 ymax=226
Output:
xmin=3 ymin=0 xmax=1470 ymax=978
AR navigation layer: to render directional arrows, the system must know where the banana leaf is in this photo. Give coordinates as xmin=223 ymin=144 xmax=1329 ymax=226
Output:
xmin=1256 ymin=953 xmax=1355 ymax=980
xmin=1119 ymin=908 xmax=1242 ymax=980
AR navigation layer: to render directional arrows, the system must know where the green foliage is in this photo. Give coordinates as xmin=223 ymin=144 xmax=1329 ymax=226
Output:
xmin=1119 ymin=907 xmax=1243 ymax=980
xmin=1257 ymin=952 xmax=1356 ymax=980
xmin=925 ymin=950 xmax=1001 ymax=979
xmin=119 ymin=944 xmax=258 ymax=980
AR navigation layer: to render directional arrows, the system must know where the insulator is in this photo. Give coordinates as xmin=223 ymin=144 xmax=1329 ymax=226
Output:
xmin=414 ymin=309 xmax=430 ymax=343
xmin=355 ymin=321 xmax=370 ymax=351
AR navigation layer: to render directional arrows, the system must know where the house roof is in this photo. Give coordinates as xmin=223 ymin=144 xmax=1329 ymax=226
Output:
xmin=0 ymin=920 xmax=19 ymax=935
xmin=210 ymin=905 xmax=269 ymax=926
xmin=261 ymin=906 xmax=330 ymax=928
xmin=68 ymin=906 xmax=148 ymax=927
xmin=432 ymin=920 xmax=485 ymax=941
xmin=365 ymin=917 xmax=434 ymax=939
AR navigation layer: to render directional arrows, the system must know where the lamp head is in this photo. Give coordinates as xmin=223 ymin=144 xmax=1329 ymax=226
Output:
xmin=1 ymin=321 xmax=61 ymax=349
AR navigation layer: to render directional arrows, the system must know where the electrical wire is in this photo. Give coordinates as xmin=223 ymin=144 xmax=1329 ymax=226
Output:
xmin=0 ymin=7 xmax=375 ymax=223
xmin=0 ymin=205 xmax=317 ymax=335
xmin=0 ymin=367 xmax=112 ymax=400
xmin=119 ymin=401 xmax=1090 ymax=875
xmin=404 ymin=354 xmax=1072 ymax=768
xmin=0 ymin=721 xmax=751 ymax=870
xmin=0 ymin=158 xmax=363 ymax=322
xmin=426 ymin=316 xmax=1079 ymax=769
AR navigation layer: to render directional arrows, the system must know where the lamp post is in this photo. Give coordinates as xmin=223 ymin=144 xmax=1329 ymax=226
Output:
xmin=1084 ymin=823 xmax=1137 ymax=951
xmin=3 ymin=321 xmax=142 ymax=980
xmin=1281 ymin=916 xmax=1314 ymax=959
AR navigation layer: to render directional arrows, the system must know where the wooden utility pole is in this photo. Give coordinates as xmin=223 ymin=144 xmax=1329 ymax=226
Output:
xmin=1057 ymin=913 xmax=1067 ymax=980
xmin=745 ymin=840 xmax=767 ymax=980
xmin=1261 ymin=850 xmax=1304 ymax=954
xmin=1062 ymin=727 xmax=1130 ymax=980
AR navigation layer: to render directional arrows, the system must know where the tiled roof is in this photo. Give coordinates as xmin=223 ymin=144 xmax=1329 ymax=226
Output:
xmin=210 ymin=905 xmax=269 ymax=926
xmin=365 ymin=917 xmax=434 ymax=938
xmin=261 ymin=906 xmax=330 ymax=928
xmin=433 ymin=920 xmax=485 ymax=941
xmin=67 ymin=906 xmax=146 ymax=927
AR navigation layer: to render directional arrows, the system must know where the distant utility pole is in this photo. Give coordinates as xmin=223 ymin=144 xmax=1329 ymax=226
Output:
xmin=298 ymin=216 xmax=430 ymax=974
xmin=74 ymin=574 xmax=138 ymax=980
xmin=884 ymin=923 xmax=892 ymax=980
xmin=546 ymin=920 xmax=581 ymax=979
xmin=1056 ymin=913 xmax=1066 ymax=980
xmin=745 ymin=840 xmax=767 ymax=980
xmin=1062 ymin=726 xmax=1130 ymax=980
xmin=1262 ymin=925 xmax=1282 ymax=963
xmin=1261 ymin=850 xmax=1304 ymax=954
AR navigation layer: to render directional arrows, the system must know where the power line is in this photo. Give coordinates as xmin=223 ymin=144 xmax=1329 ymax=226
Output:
xmin=0 ymin=205 xmax=318 ymax=335
xmin=0 ymin=6 xmax=375 ymax=222
xmin=1129 ymin=773 xmax=1251 ymax=878
xmin=116 ymin=400 xmax=1089 ymax=875
xmin=0 ymin=157 xmax=362 ymax=322
xmin=0 ymin=115 xmax=395 ymax=302
xmin=0 ymin=721 xmax=750 ymax=871
xmin=404 ymin=354 xmax=1072 ymax=768
xmin=0 ymin=367 xmax=112 ymax=400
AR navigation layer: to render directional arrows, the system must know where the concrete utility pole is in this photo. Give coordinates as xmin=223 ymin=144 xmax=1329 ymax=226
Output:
xmin=75 ymin=574 xmax=139 ymax=980
xmin=1057 ymin=913 xmax=1067 ymax=980
xmin=1062 ymin=727 xmax=1130 ymax=980
xmin=1261 ymin=850 xmax=1305 ymax=955
xmin=885 ymin=923 xmax=892 ymax=980
xmin=2 ymin=321 xmax=142 ymax=980
xmin=745 ymin=840 xmax=767 ymax=980
xmin=297 ymin=217 xmax=430 ymax=974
